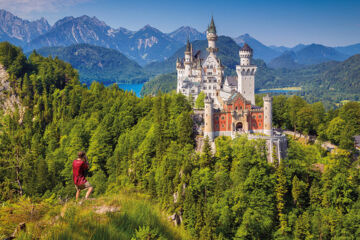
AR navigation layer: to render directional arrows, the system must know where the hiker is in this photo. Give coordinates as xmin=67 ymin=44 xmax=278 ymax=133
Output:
xmin=73 ymin=151 xmax=93 ymax=201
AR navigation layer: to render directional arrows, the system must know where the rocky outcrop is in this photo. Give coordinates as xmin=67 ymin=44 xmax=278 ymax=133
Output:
xmin=0 ymin=64 xmax=25 ymax=121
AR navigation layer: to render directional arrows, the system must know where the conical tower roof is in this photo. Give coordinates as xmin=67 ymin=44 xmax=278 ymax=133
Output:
xmin=241 ymin=43 xmax=253 ymax=52
xmin=208 ymin=16 xmax=216 ymax=34
xmin=185 ymin=38 xmax=191 ymax=52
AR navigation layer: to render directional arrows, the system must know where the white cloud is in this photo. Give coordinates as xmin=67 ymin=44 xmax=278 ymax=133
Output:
xmin=0 ymin=0 xmax=90 ymax=17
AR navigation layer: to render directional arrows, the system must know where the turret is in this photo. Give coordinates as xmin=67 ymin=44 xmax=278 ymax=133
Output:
xmin=236 ymin=43 xmax=257 ymax=105
xmin=206 ymin=16 xmax=218 ymax=53
xmin=204 ymin=96 xmax=214 ymax=140
xmin=184 ymin=39 xmax=192 ymax=75
xmin=239 ymin=43 xmax=253 ymax=66
xmin=263 ymin=94 xmax=273 ymax=136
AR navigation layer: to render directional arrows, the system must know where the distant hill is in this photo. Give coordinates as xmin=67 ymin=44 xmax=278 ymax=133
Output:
xmin=295 ymin=44 xmax=348 ymax=65
xmin=267 ymin=51 xmax=303 ymax=69
xmin=36 ymin=44 xmax=148 ymax=85
xmin=334 ymin=43 xmax=360 ymax=56
xmin=167 ymin=26 xmax=206 ymax=44
xmin=233 ymin=34 xmax=282 ymax=62
xmin=268 ymin=44 xmax=349 ymax=69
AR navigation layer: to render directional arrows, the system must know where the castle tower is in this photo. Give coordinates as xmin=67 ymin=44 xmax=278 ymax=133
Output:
xmin=206 ymin=16 xmax=218 ymax=54
xmin=263 ymin=94 xmax=273 ymax=136
xmin=184 ymin=39 xmax=192 ymax=76
xmin=236 ymin=43 xmax=257 ymax=105
xmin=204 ymin=96 xmax=214 ymax=140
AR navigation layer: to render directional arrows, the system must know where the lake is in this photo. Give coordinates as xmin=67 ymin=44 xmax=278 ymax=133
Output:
xmin=256 ymin=89 xmax=301 ymax=94
xmin=117 ymin=83 xmax=144 ymax=97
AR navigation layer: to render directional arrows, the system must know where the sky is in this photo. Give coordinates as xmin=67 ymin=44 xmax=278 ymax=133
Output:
xmin=0 ymin=0 xmax=359 ymax=47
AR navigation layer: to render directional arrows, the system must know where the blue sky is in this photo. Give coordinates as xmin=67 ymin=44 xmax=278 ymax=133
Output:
xmin=1 ymin=0 xmax=359 ymax=47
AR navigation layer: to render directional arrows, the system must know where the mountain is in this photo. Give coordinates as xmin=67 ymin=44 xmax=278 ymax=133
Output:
xmin=233 ymin=34 xmax=282 ymax=62
xmin=291 ymin=44 xmax=307 ymax=52
xmin=268 ymin=44 xmax=349 ymax=69
xmin=295 ymin=44 xmax=349 ymax=65
xmin=0 ymin=9 xmax=50 ymax=45
xmin=122 ymin=24 xmax=182 ymax=65
xmin=268 ymin=51 xmax=303 ymax=69
xmin=26 ymin=15 xmax=117 ymax=50
xmin=269 ymin=45 xmax=290 ymax=53
xmin=35 ymin=44 xmax=148 ymax=85
xmin=145 ymin=36 xmax=241 ymax=75
xmin=168 ymin=26 xmax=206 ymax=43
xmin=26 ymin=16 xmax=182 ymax=65
xmin=335 ymin=43 xmax=360 ymax=56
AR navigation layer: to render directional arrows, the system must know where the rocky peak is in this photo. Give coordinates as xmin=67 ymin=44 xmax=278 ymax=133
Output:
xmin=0 ymin=9 xmax=50 ymax=43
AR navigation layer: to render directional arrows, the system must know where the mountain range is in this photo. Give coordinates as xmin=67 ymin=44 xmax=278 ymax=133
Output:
xmin=268 ymin=44 xmax=349 ymax=69
xmin=1 ymin=9 xmax=359 ymax=68
xmin=34 ymin=44 xmax=148 ymax=85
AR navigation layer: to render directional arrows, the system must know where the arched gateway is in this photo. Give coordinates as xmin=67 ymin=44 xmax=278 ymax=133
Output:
xmin=235 ymin=122 xmax=243 ymax=132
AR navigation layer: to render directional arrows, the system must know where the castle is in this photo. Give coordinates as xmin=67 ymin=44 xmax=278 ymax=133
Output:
xmin=176 ymin=17 xmax=287 ymax=162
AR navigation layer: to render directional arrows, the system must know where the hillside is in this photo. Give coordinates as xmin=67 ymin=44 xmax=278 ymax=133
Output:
xmin=1 ymin=193 xmax=189 ymax=239
xmin=140 ymin=72 xmax=177 ymax=96
xmin=35 ymin=44 xmax=148 ymax=85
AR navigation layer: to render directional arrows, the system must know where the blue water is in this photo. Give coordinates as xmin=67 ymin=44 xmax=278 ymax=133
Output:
xmin=256 ymin=89 xmax=301 ymax=94
xmin=117 ymin=83 xmax=144 ymax=97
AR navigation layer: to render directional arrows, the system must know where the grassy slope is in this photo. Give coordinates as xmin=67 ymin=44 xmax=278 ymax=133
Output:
xmin=1 ymin=191 xmax=190 ymax=240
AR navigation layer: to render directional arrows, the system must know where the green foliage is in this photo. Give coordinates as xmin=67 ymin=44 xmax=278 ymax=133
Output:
xmin=140 ymin=73 xmax=177 ymax=96
xmin=1 ymin=42 xmax=360 ymax=239
xmin=195 ymin=91 xmax=205 ymax=109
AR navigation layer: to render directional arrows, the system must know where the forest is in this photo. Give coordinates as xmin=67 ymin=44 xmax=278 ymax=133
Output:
xmin=0 ymin=42 xmax=360 ymax=239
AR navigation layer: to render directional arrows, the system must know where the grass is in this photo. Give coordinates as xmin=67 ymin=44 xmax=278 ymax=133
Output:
xmin=1 ymin=191 xmax=191 ymax=240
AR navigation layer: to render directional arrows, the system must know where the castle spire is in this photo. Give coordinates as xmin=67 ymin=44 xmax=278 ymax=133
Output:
xmin=206 ymin=16 xmax=218 ymax=53
xmin=208 ymin=16 xmax=216 ymax=34
xmin=186 ymin=37 xmax=191 ymax=52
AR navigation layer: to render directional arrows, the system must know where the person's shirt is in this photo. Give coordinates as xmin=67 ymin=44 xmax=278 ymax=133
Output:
xmin=72 ymin=159 xmax=89 ymax=186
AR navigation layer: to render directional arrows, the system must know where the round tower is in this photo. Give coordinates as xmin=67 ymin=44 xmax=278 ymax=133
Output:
xmin=204 ymin=96 xmax=214 ymax=140
xmin=184 ymin=39 xmax=192 ymax=75
xmin=239 ymin=43 xmax=253 ymax=66
xmin=263 ymin=94 xmax=273 ymax=136
xmin=236 ymin=43 xmax=257 ymax=105
xmin=206 ymin=16 xmax=218 ymax=53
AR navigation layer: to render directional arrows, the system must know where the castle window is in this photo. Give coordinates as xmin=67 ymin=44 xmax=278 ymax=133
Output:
xmin=235 ymin=107 xmax=238 ymax=110
xmin=259 ymin=123 xmax=261 ymax=127
xmin=221 ymin=116 xmax=225 ymax=120
xmin=222 ymin=124 xmax=224 ymax=128
xmin=258 ymin=115 xmax=261 ymax=119
xmin=208 ymin=72 xmax=212 ymax=75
